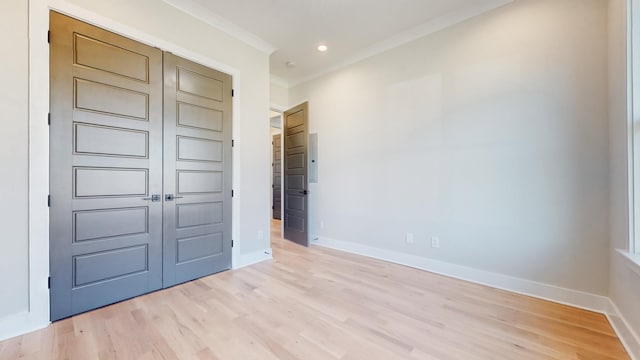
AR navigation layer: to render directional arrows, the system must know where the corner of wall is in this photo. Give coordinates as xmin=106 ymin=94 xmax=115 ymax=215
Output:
xmin=607 ymin=0 xmax=640 ymax=358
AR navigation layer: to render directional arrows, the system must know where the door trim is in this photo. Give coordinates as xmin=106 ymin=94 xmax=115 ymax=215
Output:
xmin=270 ymin=106 xmax=285 ymax=235
xmin=20 ymin=2 xmax=242 ymax=337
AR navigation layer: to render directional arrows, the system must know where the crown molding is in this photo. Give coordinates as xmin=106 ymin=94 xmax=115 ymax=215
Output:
xmin=287 ymin=0 xmax=513 ymax=87
xmin=163 ymin=0 xmax=277 ymax=55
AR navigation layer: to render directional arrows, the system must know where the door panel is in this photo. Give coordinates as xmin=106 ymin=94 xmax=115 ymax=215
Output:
xmin=73 ymin=34 xmax=149 ymax=82
xmin=49 ymin=12 xmax=163 ymax=321
xmin=74 ymin=207 xmax=148 ymax=241
xmin=273 ymin=134 xmax=282 ymax=220
xmin=74 ymin=123 xmax=148 ymax=157
xmin=74 ymin=79 xmax=149 ymax=119
xmin=163 ymin=53 xmax=232 ymax=287
xmin=74 ymin=167 xmax=148 ymax=197
xmin=283 ymin=103 xmax=309 ymax=246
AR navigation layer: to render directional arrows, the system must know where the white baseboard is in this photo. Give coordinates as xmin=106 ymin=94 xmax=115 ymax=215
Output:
xmin=313 ymin=236 xmax=639 ymax=360
xmin=0 ymin=311 xmax=49 ymax=342
xmin=608 ymin=302 xmax=640 ymax=360
xmin=233 ymin=248 xmax=273 ymax=269
xmin=1 ymin=242 xmax=636 ymax=358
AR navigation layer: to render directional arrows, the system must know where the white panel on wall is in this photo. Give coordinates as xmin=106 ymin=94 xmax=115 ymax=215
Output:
xmin=309 ymin=133 xmax=318 ymax=183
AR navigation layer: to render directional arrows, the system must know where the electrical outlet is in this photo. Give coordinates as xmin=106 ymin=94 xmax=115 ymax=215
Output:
xmin=320 ymin=221 xmax=325 ymax=230
xmin=257 ymin=230 xmax=264 ymax=240
xmin=406 ymin=232 xmax=414 ymax=244
xmin=431 ymin=236 xmax=440 ymax=248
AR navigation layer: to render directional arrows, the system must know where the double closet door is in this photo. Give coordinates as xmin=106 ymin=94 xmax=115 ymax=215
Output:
xmin=49 ymin=12 xmax=232 ymax=321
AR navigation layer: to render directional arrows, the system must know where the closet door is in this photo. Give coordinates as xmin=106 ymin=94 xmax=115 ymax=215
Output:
xmin=162 ymin=53 xmax=233 ymax=287
xmin=49 ymin=12 xmax=164 ymax=320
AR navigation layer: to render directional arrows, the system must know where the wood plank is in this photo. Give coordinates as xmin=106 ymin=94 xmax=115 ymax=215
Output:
xmin=0 ymin=219 xmax=630 ymax=359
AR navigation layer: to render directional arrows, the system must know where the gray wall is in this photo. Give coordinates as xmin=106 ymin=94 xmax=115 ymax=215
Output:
xmin=289 ymin=0 xmax=611 ymax=295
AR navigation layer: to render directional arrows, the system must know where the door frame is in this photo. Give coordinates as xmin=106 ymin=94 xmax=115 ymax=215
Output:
xmin=24 ymin=1 xmax=242 ymax=332
xmin=271 ymin=133 xmax=282 ymax=220
xmin=270 ymin=106 xmax=286 ymax=234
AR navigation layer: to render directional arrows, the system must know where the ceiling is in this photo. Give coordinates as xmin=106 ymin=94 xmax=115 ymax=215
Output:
xmin=164 ymin=0 xmax=512 ymax=86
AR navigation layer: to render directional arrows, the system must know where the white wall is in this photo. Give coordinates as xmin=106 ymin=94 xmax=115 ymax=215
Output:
xmin=289 ymin=0 xmax=610 ymax=295
xmin=270 ymin=81 xmax=289 ymax=110
xmin=0 ymin=0 xmax=272 ymax=340
xmin=0 ymin=0 xmax=29 ymax=319
xmin=609 ymin=0 xmax=640 ymax=353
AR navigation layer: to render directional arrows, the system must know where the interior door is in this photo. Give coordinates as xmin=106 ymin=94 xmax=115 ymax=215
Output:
xmin=162 ymin=53 xmax=233 ymax=287
xmin=49 ymin=12 xmax=163 ymax=320
xmin=283 ymin=102 xmax=309 ymax=246
xmin=273 ymin=134 xmax=282 ymax=220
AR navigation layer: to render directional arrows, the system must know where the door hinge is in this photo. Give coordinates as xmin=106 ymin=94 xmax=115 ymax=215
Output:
xmin=47 ymin=195 xmax=50 ymax=207
xmin=48 ymin=276 xmax=51 ymax=289
xmin=232 ymin=139 xmax=235 ymax=147
xmin=48 ymin=113 xmax=51 ymax=125
xmin=231 ymin=189 xmax=234 ymax=197
xmin=47 ymin=30 xmax=50 ymax=44
xmin=272 ymin=206 xmax=274 ymax=210
xmin=231 ymin=89 xmax=235 ymax=97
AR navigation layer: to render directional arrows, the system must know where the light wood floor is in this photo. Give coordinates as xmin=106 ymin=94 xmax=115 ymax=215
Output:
xmin=0 ymin=220 xmax=629 ymax=359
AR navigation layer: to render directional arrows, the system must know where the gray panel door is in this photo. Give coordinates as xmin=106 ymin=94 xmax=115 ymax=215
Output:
xmin=49 ymin=12 xmax=163 ymax=320
xmin=273 ymin=134 xmax=282 ymax=220
xmin=283 ymin=103 xmax=309 ymax=246
xmin=162 ymin=53 xmax=233 ymax=287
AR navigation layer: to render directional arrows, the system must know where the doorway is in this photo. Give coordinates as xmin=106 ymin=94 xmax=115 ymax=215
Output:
xmin=282 ymin=102 xmax=310 ymax=246
xmin=271 ymin=111 xmax=283 ymax=221
xmin=269 ymin=103 xmax=310 ymax=247
xmin=270 ymin=110 xmax=283 ymax=243
xmin=49 ymin=12 xmax=233 ymax=321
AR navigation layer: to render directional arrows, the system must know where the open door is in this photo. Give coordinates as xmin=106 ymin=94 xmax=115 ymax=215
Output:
xmin=283 ymin=102 xmax=309 ymax=246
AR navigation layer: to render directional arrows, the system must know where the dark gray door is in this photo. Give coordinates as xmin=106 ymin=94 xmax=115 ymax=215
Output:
xmin=283 ymin=103 xmax=309 ymax=246
xmin=49 ymin=12 xmax=163 ymax=320
xmin=162 ymin=53 xmax=233 ymax=287
xmin=273 ymin=134 xmax=282 ymax=220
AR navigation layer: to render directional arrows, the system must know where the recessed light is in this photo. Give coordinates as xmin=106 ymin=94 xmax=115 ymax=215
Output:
xmin=317 ymin=44 xmax=328 ymax=52
xmin=286 ymin=61 xmax=297 ymax=68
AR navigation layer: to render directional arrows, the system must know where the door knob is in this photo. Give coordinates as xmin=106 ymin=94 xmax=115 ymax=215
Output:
xmin=299 ymin=190 xmax=308 ymax=195
xmin=142 ymin=194 xmax=161 ymax=202
xmin=165 ymin=194 xmax=184 ymax=201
